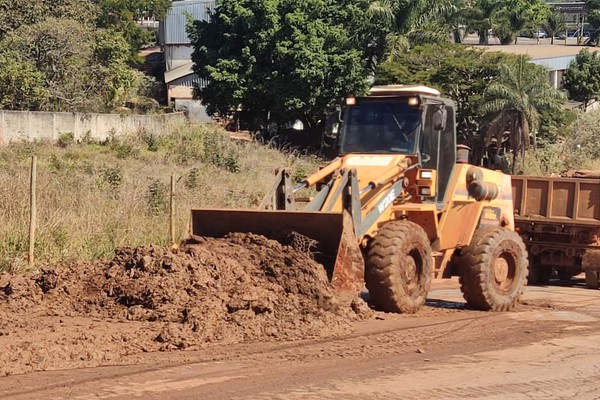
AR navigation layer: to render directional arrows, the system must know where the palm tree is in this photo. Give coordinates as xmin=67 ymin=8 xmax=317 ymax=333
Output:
xmin=494 ymin=7 xmax=528 ymax=45
xmin=586 ymin=1 xmax=600 ymax=46
xmin=466 ymin=0 xmax=500 ymax=45
xmin=366 ymin=0 xmax=456 ymax=63
xmin=542 ymin=12 xmax=566 ymax=45
xmin=479 ymin=56 xmax=566 ymax=173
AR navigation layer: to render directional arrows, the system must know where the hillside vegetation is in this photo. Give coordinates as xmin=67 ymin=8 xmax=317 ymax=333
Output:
xmin=0 ymin=124 xmax=319 ymax=272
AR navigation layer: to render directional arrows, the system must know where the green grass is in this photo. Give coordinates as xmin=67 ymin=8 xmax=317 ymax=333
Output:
xmin=0 ymin=123 xmax=320 ymax=272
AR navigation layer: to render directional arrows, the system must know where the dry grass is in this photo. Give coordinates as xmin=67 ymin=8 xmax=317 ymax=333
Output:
xmin=0 ymin=124 xmax=320 ymax=272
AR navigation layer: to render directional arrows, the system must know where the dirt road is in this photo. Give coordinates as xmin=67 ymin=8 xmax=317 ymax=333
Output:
xmin=3 ymin=278 xmax=600 ymax=400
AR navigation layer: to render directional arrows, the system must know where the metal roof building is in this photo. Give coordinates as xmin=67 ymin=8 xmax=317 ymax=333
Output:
xmin=159 ymin=0 xmax=215 ymax=122
xmin=159 ymin=0 xmax=215 ymax=45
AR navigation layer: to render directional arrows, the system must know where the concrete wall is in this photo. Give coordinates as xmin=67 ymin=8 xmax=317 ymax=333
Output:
xmin=0 ymin=111 xmax=188 ymax=145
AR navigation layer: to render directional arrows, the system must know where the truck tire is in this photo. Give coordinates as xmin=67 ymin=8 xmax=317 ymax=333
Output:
xmin=585 ymin=271 xmax=599 ymax=289
xmin=558 ymin=269 xmax=577 ymax=281
xmin=527 ymin=257 xmax=550 ymax=285
xmin=365 ymin=220 xmax=433 ymax=314
xmin=460 ymin=227 xmax=528 ymax=311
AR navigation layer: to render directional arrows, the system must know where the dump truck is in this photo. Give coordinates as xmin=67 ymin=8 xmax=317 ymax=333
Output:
xmin=512 ymin=173 xmax=600 ymax=288
xmin=190 ymin=85 xmax=529 ymax=313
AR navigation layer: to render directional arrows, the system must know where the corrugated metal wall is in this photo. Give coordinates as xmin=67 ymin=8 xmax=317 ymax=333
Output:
xmin=160 ymin=0 xmax=216 ymax=45
xmin=171 ymin=74 xmax=209 ymax=89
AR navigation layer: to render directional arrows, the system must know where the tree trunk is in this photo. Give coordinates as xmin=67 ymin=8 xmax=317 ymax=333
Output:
xmin=453 ymin=29 xmax=462 ymax=43
xmin=511 ymin=151 xmax=517 ymax=175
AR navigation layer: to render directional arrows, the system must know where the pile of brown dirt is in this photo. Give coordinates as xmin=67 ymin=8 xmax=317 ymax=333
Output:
xmin=0 ymin=234 xmax=370 ymax=375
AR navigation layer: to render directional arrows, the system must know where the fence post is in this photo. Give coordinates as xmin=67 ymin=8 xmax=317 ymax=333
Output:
xmin=170 ymin=174 xmax=175 ymax=245
xmin=28 ymin=155 xmax=37 ymax=266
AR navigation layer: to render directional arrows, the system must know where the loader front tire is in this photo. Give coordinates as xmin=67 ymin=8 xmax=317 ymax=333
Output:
xmin=365 ymin=221 xmax=433 ymax=314
xmin=460 ymin=227 xmax=528 ymax=311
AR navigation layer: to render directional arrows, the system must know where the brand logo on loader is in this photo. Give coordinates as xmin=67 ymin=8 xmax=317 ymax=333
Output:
xmin=377 ymin=190 xmax=396 ymax=214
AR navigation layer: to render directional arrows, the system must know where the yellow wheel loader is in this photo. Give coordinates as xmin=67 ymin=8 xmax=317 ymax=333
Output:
xmin=190 ymin=85 xmax=529 ymax=313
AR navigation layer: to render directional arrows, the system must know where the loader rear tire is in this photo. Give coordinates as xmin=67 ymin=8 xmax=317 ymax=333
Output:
xmin=365 ymin=221 xmax=433 ymax=314
xmin=460 ymin=227 xmax=528 ymax=311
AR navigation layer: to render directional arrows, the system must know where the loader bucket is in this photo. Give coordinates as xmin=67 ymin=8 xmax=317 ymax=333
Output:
xmin=189 ymin=209 xmax=365 ymax=292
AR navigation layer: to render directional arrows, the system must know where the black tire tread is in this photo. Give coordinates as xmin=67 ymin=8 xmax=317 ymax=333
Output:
xmin=459 ymin=227 xmax=528 ymax=311
xmin=365 ymin=220 xmax=433 ymax=314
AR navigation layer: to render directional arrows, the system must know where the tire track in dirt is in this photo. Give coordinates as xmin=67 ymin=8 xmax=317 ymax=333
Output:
xmin=4 ymin=308 xmax=598 ymax=400
xmin=235 ymin=334 xmax=600 ymax=400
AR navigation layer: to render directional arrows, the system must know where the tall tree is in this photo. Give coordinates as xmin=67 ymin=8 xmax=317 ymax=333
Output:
xmin=189 ymin=0 xmax=371 ymax=134
xmin=543 ymin=12 xmax=566 ymax=45
xmin=586 ymin=0 xmax=600 ymax=46
xmin=493 ymin=0 xmax=549 ymax=45
xmin=467 ymin=0 xmax=500 ymax=45
xmin=0 ymin=0 xmax=97 ymax=37
xmin=374 ymin=43 xmax=513 ymax=160
xmin=96 ymin=0 xmax=173 ymax=60
xmin=0 ymin=49 xmax=49 ymax=110
xmin=479 ymin=56 xmax=565 ymax=173
xmin=365 ymin=0 xmax=456 ymax=64
xmin=563 ymin=49 xmax=600 ymax=109
xmin=0 ymin=18 xmax=148 ymax=112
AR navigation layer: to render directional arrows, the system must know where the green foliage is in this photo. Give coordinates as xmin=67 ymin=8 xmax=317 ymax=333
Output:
xmin=96 ymin=0 xmax=173 ymax=60
xmin=375 ymin=44 xmax=512 ymax=146
xmin=0 ymin=49 xmax=49 ymax=110
xmin=185 ymin=167 xmax=200 ymax=189
xmin=492 ymin=0 xmax=549 ymax=45
xmin=0 ymin=3 xmax=153 ymax=113
xmin=543 ymin=12 xmax=566 ymax=44
xmin=292 ymin=165 xmax=308 ymax=184
xmin=480 ymin=55 xmax=566 ymax=173
xmin=561 ymin=110 xmax=600 ymax=170
xmin=465 ymin=0 xmax=549 ymax=45
xmin=99 ymin=165 xmax=124 ymax=189
xmin=202 ymin=133 xmax=241 ymax=172
xmin=364 ymin=0 xmax=459 ymax=63
xmin=146 ymin=178 xmax=169 ymax=216
xmin=564 ymin=49 xmax=600 ymax=109
xmin=521 ymin=142 xmax=564 ymax=176
xmin=375 ymin=44 xmax=566 ymax=169
xmin=587 ymin=1 xmax=600 ymax=46
xmin=0 ymin=0 xmax=97 ymax=37
xmin=0 ymin=232 xmax=28 ymax=271
xmin=56 ymin=132 xmax=75 ymax=149
xmin=188 ymin=0 xmax=371 ymax=132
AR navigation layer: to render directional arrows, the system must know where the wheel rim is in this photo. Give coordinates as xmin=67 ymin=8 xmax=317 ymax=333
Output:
xmin=493 ymin=253 xmax=516 ymax=292
xmin=403 ymin=248 xmax=424 ymax=297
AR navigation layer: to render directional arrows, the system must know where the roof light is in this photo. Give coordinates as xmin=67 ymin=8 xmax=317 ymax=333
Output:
xmin=408 ymin=97 xmax=420 ymax=106
xmin=345 ymin=97 xmax=356 ymax=106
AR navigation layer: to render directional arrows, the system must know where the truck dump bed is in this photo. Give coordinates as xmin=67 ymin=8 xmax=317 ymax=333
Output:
xmin=512 ymin=176 xmax=600 ymax=225
xmin=511 ymin=175 xmax=600 ymax=286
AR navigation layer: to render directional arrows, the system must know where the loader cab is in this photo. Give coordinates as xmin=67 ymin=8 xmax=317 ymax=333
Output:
xmin=338 ymin=85 xmax=457 ymax=203
xmin=338 ymin=96 xmax=420 ymax=155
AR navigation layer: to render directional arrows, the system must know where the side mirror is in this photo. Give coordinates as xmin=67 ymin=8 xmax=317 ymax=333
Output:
xmin=433 ymin=108 xmax=447 ymax=131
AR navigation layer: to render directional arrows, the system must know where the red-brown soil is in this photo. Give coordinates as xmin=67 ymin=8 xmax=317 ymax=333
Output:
xmin=0 ymin=234 xmax=370 ymax=376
